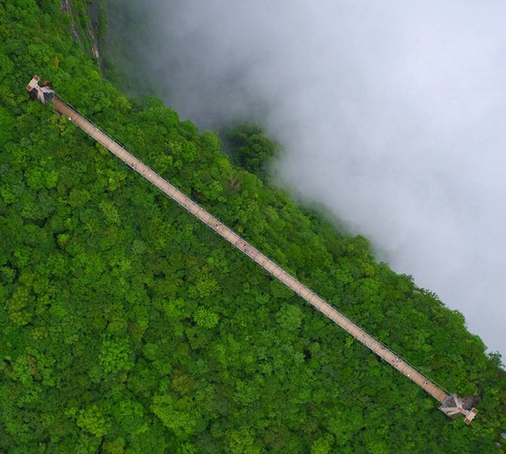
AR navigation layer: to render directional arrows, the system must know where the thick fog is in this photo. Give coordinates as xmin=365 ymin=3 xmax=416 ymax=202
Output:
xmin=109 ymin=1 xmax=506 ymax=357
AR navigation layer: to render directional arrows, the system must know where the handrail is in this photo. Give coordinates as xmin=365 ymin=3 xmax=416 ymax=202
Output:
xmin=26 ymin=75 xmax=478 ymax=422
xmin=51 ymin=95 xmax=451 ymax=404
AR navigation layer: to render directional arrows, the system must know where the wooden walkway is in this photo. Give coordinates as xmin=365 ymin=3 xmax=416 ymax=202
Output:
xmin=53 ymin=96 xmax=450 ymax=404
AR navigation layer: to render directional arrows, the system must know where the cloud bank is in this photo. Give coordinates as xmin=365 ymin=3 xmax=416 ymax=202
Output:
xmin=112 ymin=0 xmax=506 ymax=357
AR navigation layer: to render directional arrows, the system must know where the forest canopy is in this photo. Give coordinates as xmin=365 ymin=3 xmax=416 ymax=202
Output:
xmin=0 ymin=1 xmax=505 ymax=453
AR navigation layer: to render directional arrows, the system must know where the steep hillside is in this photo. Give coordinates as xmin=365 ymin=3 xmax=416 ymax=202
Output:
xmin=0 ymin=1 xmax=505 ymax=453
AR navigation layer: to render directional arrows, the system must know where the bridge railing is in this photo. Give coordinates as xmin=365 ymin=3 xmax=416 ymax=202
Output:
xmin=51 ymin=94 xmax=452 ymax=405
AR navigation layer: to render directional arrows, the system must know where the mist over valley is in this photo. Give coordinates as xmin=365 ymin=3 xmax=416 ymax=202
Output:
xmin=106 ymin=0 xmax=506 ymax=357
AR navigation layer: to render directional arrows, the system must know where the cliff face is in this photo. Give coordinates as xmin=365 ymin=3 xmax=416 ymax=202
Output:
xmin=61 ymin=0 xmax=102 ymax=61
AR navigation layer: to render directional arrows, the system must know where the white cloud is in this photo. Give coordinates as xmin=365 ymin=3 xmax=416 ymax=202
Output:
xmin=120 ymin=0 xmax=506 ymax=356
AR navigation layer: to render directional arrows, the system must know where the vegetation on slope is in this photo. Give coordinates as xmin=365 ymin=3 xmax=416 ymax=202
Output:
xmin=222 ymin=124 xmax=281 ymax=183
xmin=0 ymin=1 xmax=505 ymax=453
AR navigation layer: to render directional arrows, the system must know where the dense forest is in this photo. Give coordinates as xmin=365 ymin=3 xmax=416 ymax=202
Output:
xmin=1 ymin=1 xmax=506 ymax=453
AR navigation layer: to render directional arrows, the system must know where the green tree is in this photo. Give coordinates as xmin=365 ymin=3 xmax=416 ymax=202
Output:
xmin=74 ymin=404 xmax=111 ymax=438
xmin=193 ymin=306 xmax=219 ymax=329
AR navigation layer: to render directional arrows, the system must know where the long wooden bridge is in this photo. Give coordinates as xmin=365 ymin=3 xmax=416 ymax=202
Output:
xmin=26 ymin=76 xmax=478 ymax=423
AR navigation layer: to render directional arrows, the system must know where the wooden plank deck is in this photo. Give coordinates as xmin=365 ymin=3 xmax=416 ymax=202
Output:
xmin=52 ymin=96 xmax=450 ymax=405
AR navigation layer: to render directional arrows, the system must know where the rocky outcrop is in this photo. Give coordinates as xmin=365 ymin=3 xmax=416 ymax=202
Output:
xmin=61 ymin=0 xmax=101 ymax=62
